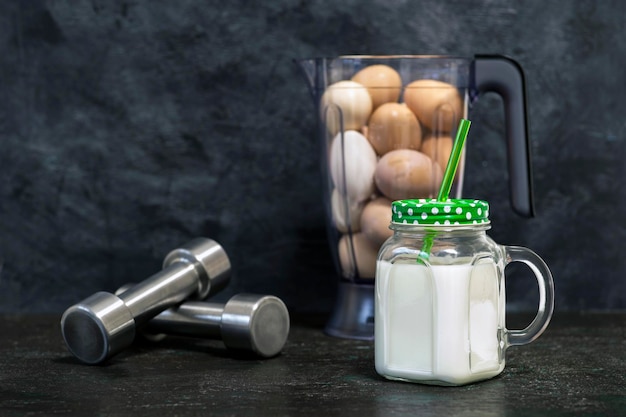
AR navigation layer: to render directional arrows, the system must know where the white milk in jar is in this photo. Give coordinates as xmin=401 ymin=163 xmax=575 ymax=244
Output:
xmin=375 ymin=260 xmax=504 ymax=385
xmin=374 ymin=198 xmax=555 ymax=386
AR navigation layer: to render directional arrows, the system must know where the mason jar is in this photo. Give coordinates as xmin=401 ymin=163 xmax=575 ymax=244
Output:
xmin=374 ymin=198 xmax=554 ymax=386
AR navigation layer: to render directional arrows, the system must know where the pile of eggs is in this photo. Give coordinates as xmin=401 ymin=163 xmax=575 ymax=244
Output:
xmin=322 ymin=65 xmax=463 ymax=280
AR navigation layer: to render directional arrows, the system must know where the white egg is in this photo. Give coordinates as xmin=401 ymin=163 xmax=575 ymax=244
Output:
xmin=331 ymin=188 xmax=364 ymax=233
xmin=329 ymin=130 xmax=378 ymax=202
xmin=321 ymin=80 xmax=373 ymax=136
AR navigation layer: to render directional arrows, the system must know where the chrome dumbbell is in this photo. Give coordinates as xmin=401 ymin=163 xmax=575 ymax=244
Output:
xmin=61 ymin=238 xmax=231 ymax=364
xmin=129 ymin=292 xmax=290 ymax=358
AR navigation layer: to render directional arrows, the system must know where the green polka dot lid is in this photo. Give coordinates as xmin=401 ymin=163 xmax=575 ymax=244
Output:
xmin=391 ymin=198 xmax=490 ymax=226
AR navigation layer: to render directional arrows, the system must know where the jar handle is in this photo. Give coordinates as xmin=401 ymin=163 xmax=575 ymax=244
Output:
xmin=504 ymin=245 xmax=555 ymax=346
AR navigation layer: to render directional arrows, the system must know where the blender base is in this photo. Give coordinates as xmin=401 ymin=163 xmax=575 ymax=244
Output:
xmin=324 ymin=281 xmax=375 ymax=340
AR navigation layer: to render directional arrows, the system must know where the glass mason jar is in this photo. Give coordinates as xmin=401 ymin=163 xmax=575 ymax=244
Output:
xmin=375 ymin=198 xmax=554 ymax=386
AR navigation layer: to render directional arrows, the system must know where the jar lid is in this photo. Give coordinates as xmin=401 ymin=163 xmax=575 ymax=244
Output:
xmin=391 ymin=198 xmax=490 ymax=225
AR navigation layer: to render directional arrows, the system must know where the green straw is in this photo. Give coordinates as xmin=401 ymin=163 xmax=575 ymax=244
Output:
xmin=418 ymin=118 xmax=472 ymax=262
xmin=437 ymin=118 xmax=471 ymax=201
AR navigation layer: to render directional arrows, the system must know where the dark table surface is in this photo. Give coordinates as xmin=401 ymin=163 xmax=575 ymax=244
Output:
xmin=0 ymin=312 xmax=624 ymax=417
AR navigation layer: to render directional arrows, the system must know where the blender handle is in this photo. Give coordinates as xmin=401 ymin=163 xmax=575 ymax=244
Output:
xmin=472 ymin=55 xmax=535 ymax=217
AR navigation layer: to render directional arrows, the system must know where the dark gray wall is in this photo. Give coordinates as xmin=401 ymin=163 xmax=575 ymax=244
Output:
xmin=1 ymin=0 xmax=625 ymax=313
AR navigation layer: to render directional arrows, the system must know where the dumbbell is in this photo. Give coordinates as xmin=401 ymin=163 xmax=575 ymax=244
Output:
xmin=117 ymin=286 xmax=290 ymax=358
xmin=61 ymin=238 xmax=231 ymax=365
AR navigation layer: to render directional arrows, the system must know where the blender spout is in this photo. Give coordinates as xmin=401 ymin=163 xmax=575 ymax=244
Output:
xmin=294 ymin=58 xmax=320 ymax=100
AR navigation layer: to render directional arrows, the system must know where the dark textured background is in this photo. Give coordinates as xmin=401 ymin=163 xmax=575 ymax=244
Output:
xmin=0 ymin=0 xmax=625 ymax=313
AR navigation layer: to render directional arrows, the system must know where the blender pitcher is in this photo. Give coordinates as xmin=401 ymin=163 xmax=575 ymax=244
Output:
xmin=297 ymin=55 xmax=533 ymax=339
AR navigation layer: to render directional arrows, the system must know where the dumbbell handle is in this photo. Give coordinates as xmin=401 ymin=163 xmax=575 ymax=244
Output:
xmin=120 ymin=262 xmax=200 ymax=326
xmin=116 ymin=238 xmax=230 ymax=326
xmin=145 ymin=301 xmax=224 ymax=338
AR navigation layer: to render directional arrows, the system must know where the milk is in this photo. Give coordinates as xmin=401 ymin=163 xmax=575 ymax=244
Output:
xmin=375 ymin=260 xmax=504 ymax=385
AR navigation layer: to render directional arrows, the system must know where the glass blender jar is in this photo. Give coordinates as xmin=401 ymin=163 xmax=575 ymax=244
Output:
xmin=297 ymin=55 xmax=533 ymax=339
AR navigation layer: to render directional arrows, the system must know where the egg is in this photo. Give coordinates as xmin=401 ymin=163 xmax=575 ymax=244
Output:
xmin=367 ymin=103 xmax=422 ymax=156
xmin=360 ymin=197 xmax=393 ymax=247
xmin=320 ymin=80 xmax=373 ymax=135
xmin=374 ymin=149 xmax=443 ymax=200
xmin=329 ymin=130 xmax=378 ymax=202
xmin=403 ymin=79 xmax=463 ymax=132
xmin=331 ymin=188 xmax=364 ymax=233
xmin=338 ymin=233 xmax=379 ymax=279
xmin=421 ymin=133 xmax=453 ymax=172
xmin=351 ymin=65 xmax=402 ymax=109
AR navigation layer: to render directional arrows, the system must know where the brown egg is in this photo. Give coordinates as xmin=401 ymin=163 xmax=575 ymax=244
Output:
xmin=338 ymin=233 xmax=379 ymax=279
xmin=374 ymin=149 xmax=443 ymax=200
xmin=403 ymin=79 xmax=463 ymax=132
xmin=321 ymin=80 xmax=373 ymax=135
xmin=360 ymin=197 xmax=393 ymax=247
xmin=351 ymin=65 xmax=402 ymax=109
xmin=367 ymin=103 xmax=422 ymax=156
xmin=421 ymin=134 xmax=453 ymax=172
